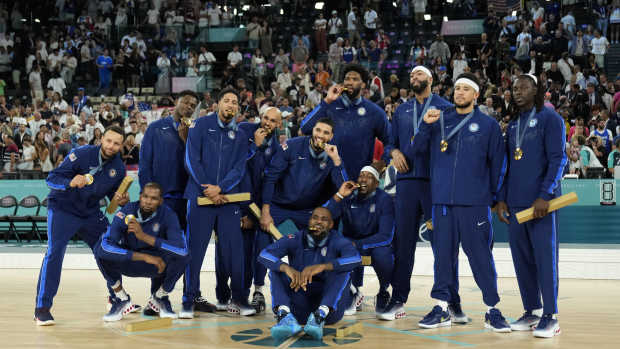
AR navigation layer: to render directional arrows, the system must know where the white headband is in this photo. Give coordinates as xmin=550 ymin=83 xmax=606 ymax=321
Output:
xmin=360 ymin=166 xmax=380 ymax=181
xmin=411 ymin=66 xmax=432 ymax=78
xmin=454 ymin=78 xmax=480 ymax=92
xmin=524 ymin=74 xmax=538 ymax=85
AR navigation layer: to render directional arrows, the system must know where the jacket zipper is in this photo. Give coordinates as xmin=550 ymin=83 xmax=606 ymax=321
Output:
xmin=451 ymin=125 xmax=461 ymax=205
xmin=216 ymin=131 xmax=223 ymax=185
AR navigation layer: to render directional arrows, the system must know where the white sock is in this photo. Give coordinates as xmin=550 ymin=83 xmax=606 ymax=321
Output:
xmin=350 ymin=284 xmax=357 ymax=294
xmin=552 ymin=314 xmax=557 ymax=320
xmin=487 ymin=306 xmax=493 ymax=313
xmin=111 ymin=280 xmax=121 ymax=289
xmin=255 ymin=285 xmax=264 ymax=294
xmin=318 ymin=305 xmax=330 ymax=317
xmin=532 ymin=308 xmax=543 ymax=317
xmin=277 ymin=305 xmax=291 ymax=314
xmin=437 ymin=300 xmax=448 ymax=311
xmin=114 ymin=288 xmax=129 ymax=301
xmin=155 ymin=287 xmax=168 ymax=299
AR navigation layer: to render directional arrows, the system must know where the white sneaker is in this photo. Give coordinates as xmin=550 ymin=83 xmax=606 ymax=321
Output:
xmin=377 ymin=301 xmax=406 ymax=321
xmin=228 ymin=302 xmax=257 ymax=316
xmin=344 ymin=292 xmax=364 ymax=316
xmin=216 ymin=300 xmax=230 ymax=311
xmin=532 ymin=315 xmax=561 ymax=338
xmin=179 ymin=304 xmax=194 ymax=319
xmin=103 ymin=298 xmax=134 ymax=322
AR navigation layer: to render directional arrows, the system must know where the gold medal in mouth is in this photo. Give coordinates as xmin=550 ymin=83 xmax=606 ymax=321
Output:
xmin=514 ymin=147 xmax=523 ymax=160
xmin=124 ymin=214 xmax=136 ymax=225
xmin=181 ymin=117 xmax=192 ymax=126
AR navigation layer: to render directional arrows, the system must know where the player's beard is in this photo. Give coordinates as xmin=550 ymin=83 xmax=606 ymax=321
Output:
xmin=455 ymin=100 xmax=473 ymax=109
xmin=345 ymin=86 xmax=361 ymax=99
xmin=411 ymin=79 xmax=429 ymax=94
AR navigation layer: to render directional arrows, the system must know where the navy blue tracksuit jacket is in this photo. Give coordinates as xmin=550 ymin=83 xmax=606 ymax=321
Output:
xmin=262 ymin=136 xmax=348 ymax=210
xmin=499 ymin=106 xmax=567 ymax=315
xmin=300 ymin=96 xmax=390 ymax=180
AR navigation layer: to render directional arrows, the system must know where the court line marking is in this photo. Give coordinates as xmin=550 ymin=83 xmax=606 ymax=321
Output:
xmin=122 ymin=319 xmax=273 ymax=336
xmin=363 ymin=323 xmax=475 ymax=347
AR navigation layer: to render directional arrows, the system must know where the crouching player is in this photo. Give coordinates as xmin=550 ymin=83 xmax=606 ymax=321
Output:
xmin=258 ymin=207 xmax=361 ymax=341
xmin=94 ymin=182 xmax=189 ymax=321
xmin=325 ymin=165 xmax=395 ymax=317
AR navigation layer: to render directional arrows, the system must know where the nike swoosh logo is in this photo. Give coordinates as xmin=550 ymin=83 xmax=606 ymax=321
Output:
xmin=298 ymin=156 xmax=306 ymax=160
xmin=477 ymin=221 xmax=486 ymax=226
xmin=336 ymin=107 xmax=344 ymax=110
xmin=208 ymin=128 xmax=216 ymax=132
xmin=351 ymin=205 xmax=358 ymax=208
xmin=162 ymin=127 xmax=170 ymax=130
xmin=445 ymin=125 xmax=453 ymax=129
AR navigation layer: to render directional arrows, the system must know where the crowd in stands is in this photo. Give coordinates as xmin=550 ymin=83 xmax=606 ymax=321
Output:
xmin=1 ymin=0 xmax=620 ymax=179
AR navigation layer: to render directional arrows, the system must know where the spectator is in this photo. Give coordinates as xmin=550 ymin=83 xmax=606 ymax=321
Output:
xmin=96 ymin=49 xmax=113 ymax=92
xmin=186 ymin=50 xmax=198 ymax=77
xmin=277 ymin=64 xmax=293 ymax=91
xmin=328 ymin=37 xmax=344 ymax=82
xmin=561 ymin=10 xmax=576 ymax=35
xmin=198 ymin=46 xmax=216 ymax=75
xmin=259 ymin=20 xmax=273 ymax=58
xmin=590 ymin=30 xmax=610 ymax=69
xmin=29 ymin=64 xmax=44 ymax=101
xmin=247 ymin=16 xmax=261 ymax=49
xmin=2 ymin=135 xmax=18 ymax=172
xmin=429 ymin=35 xmax=451 ymax=65
xmin=208 ymin=3 xmax=222 ymax=27
xmin=611 ymin=2 xmax=620 ymax=44
xmin=291 ymin=38 xmax=309 ymax=73
xmin=328 ymin=10 xmax=343 ymax=43
xmin=363 ymin=6 xmax=378 ymax=39
xmin=569 ymin=117 xmax=590 ymax=141
xmin=251 ymin=49 xmax=267 ymax=92
xmin=314 ymin=13 xmax=328 ymax=54
xmin=347 ymin=7 xmax=361 ymax=47
xmin=591 ymin=117 xmax=614 ymax=154
xmin=227 ymin=45 xmax=243 ymax=71
xmin=608 ymin=138 xmax=620 ymax=176
xmin=34 ymin=130 xmax=53 ymax=172
xmin=29 ymin=112 xmax=46 ymax=136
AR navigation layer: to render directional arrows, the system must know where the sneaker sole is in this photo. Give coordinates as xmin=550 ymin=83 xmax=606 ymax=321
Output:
xmin=451 ymin=316 xmax=471 ymax=324
xmin=178 ymin=311 xmax=194 ymax=319
xmin=377 ymin=310 xmax=406 ymax=321
xmin=304 ymin=326 xmax=323 ymax=341
xmin=103 ymin=303 xmax=135 ymax=322
xmin=484 ymin=322 xmax=512 ymax=333
xmin=533 ymin=326 xmax=561 ymax=338
xmin=510 ymin=322 xmax=538 ymax=331
xmin=419 ymin=320 xmax=451 ymax=329
xmin=241 ymin=309 xmax=257 ymax=316
xmin=271 ymin=326 xmax=300 ymax=341
xmin=36 ymin=319 xmax=55 ymax=326
xmin=344 ymin=308 xmax=357 ymax=316
xmin=216 ymin=304 xmax=229 ymax=311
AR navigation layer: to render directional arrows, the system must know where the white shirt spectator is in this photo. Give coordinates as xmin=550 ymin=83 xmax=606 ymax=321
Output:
xmin=59 ymin=113 xmax=81 ymax=128
xmin=47 ymin=77 xmax=66 ymax=94
xmin=51 ymin=100 xmax=69 ymax=113
xmin=532 ymin=6 xmax=544 ymax=21
xmin=199 ymin=8 xmax=209 ymax=27
xmin=328 ymin=16 xmax=342 ymax=35
xmin=198 ymin=51 xmax=216 ymax=72
xmin=26 ymin=54 xmax=36 ymax=73
xmin=48 ymin=52 xmax=63 ymax=70
xmin=208 ymin=7 xmax=222 ymax=26
xmin=147 ymin=9 xmax=159 ymax=25
xmin=557 ymin=57 xmax=574 ymax=82
xmin=85 ymin=122 xmax=105 ymax=141
xmin=516 ymin=31 xmax=532 ymax=48
xmin=227 ymin=50 xmax=243 ymax=66
xmin=29 ymin=70 xmax=42 ymax=91
xmin=314 ymin=17 xmax=327 ymax=31
xmin=452 ymin=59 xmax=468 ymax=81
xmin=561 ymin=13 xmax=576 ymax=34
xmin=29 ymin=119 xmax=47 ymax=135
xmin=121 ymin=34 xmax=137 ymax=47
xmin=17 ymin=144 xmax=35 ymax=170
xmin=157 ymin=56 xmax=171 ymax=69
xmin=277 ymin=71 xmax=293 ymax=90
xmin=347 ymin=11 xmax=357 ymax=30
xmin=591 ymin=36 xmax=609 ymax=55
xmin=364 ymin=9 xmax=378 ymax=29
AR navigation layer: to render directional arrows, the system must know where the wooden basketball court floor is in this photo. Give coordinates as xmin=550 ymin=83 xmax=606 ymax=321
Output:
xmin=1 ymin=269 xmax=619 ymax=349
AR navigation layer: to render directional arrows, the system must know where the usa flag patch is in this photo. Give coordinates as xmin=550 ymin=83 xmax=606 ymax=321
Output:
xmin=69 ymin=153 xmax=77 ymax=162
xmin=115 ymin=211 xmax=125 ymax=219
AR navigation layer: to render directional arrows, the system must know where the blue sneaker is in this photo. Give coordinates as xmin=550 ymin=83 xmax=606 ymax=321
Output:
xmin=304 ymin=310 xmax=326 ymax=340
xmin=179 ymin=302 xmax=194 ymax=319
xmin=484 ymin=308 xmax=511 ymax=333
xmin=375 ymin=290 xmax=390 ymax=313
xmin=510 ymin=311 xmax=540 ymax=331
xmin=151 ymin=295 xmax=177 ymax=319
xmin=103 ymin=297 xmax=133 ymax=322
xmin=532 ymin=314 xmax=560 ymax=338
xmin=448 ymin=303 xmax=470 ymax=324
xmin=271 ymin=311 xmax=302 ymax=341
xmin=419 ymin=305 xmax=451 ymax=329
xmin=34 ymin=308 xmax=55 ymax=326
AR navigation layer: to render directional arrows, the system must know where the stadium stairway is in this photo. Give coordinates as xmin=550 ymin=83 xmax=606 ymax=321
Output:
xmin=607 ymin=43 xmax=620 ymax=80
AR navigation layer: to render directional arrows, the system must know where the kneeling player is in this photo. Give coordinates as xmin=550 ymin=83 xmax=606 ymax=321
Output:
xmin=258 ymin=207 xmax=361 ymax=341
xmin=325 ymin=165 xmax=395 ymax=317
xmin=94 ymin=182 xmax=189 ymax=321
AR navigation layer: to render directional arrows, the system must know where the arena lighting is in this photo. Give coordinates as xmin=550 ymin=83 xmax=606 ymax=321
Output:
xmin=315 ymin=2 xmax=324 ymax=10
xmin=424 ymin=14 xmax=431 ymax=21
xmin=393 ymin=2 xmax=398 ymax=7
xmin=446 ymin=0 xmax=453 ymax=3
xmin=443 ymin=16 xmax=448 ymax=22
xmin=35 ymin=19 xmax=40 ymax=23
xmin=242 ymin=5 xmax=250 ymax=11
xmin=233 ymin=8 xmax=237 ymax=15
xmin=280 ymin=9 xmax=284 ymax=15
xmin=512 ymin=10 xmax=517 ymax=16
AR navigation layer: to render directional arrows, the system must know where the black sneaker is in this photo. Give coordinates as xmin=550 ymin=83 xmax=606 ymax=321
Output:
xmin=34 ymin=307 xmax=55 ymax=326
xmin=448 ymin=303 xmax=470 ymax=324
xmin=144 ymin=296 xmax=160 ymax=316
xmin=194 ymin=296 xmax=217 ymax=313
xmin=375 ymin=290 xmax=390 ymax=313
xmin=251 ymin=291 xmax=266 ymax=313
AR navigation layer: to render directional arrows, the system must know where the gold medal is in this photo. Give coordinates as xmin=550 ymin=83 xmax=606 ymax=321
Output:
xmin=125 ymin=214 xmax=136 ymax=225
xmin=84 ymin=174 xmax=94 ymax=185
xmin=440 ymin=140 xmax=448 ymax=152
xmin=514 ymin=147 xmax=523 ymax=160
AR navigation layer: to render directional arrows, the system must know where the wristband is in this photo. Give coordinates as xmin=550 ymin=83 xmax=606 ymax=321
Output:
xmin=336 ymin=192 xmax=344 ymax=200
